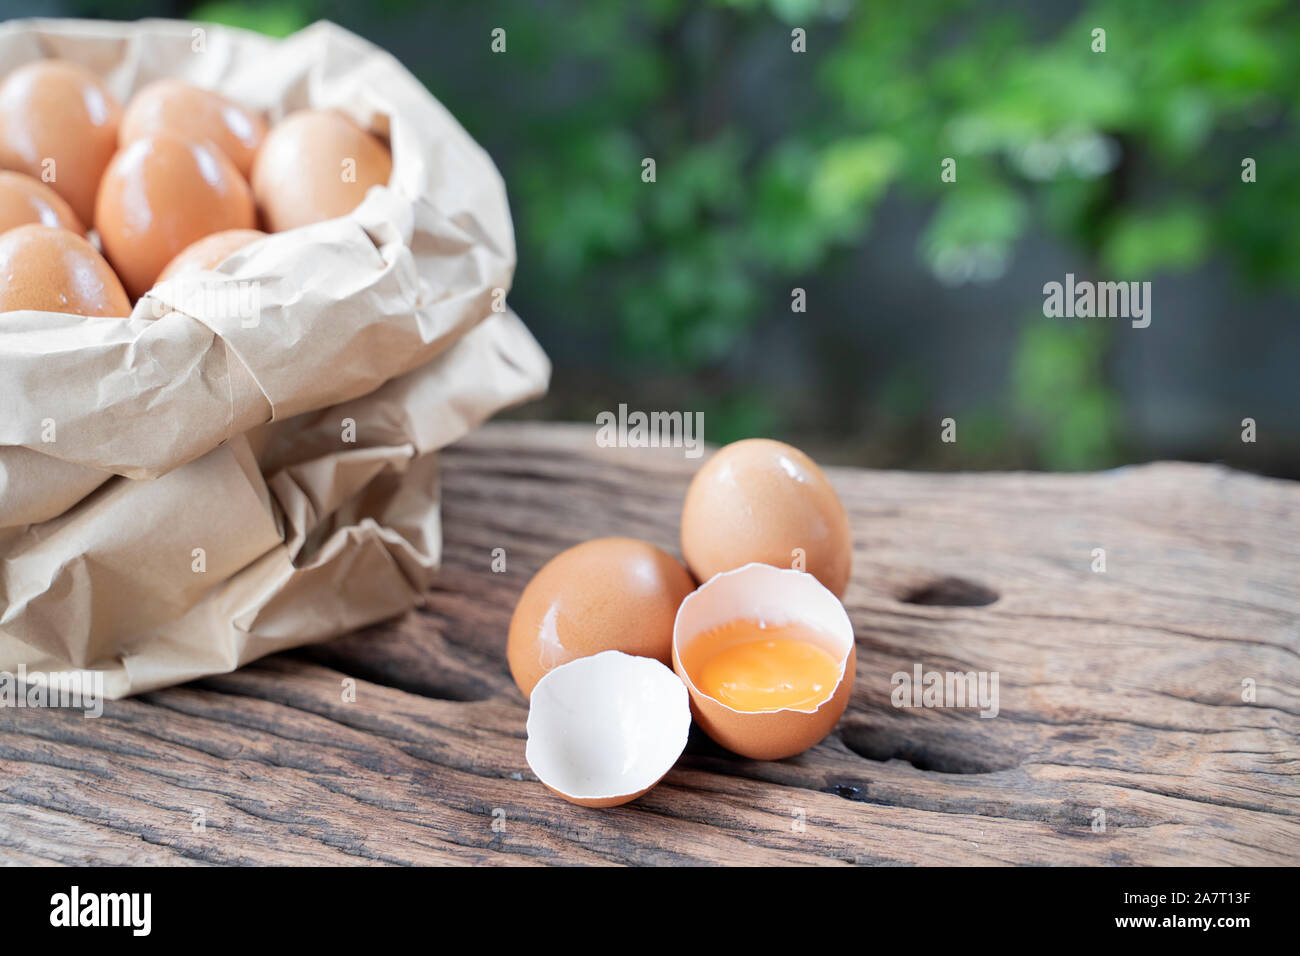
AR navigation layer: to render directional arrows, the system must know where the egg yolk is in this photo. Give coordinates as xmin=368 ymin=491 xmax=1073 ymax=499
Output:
xmin=689 ymin=619 xmax=841 ymax=713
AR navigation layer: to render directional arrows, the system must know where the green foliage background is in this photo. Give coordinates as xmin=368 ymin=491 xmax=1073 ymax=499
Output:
xmin=70 ymin=0 xmax=1300 ymax=472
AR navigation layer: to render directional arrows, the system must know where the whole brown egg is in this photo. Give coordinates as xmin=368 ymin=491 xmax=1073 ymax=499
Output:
xmin=0 ymin=170 xmax=85 ymax=235
xmin=507 ymin=537 xmax=696 ymax=698
xmin=95 ymin=133 xmax=256 ymax=300
xmin=157 ymin=228 xmax=266 ymax=282
xmin=0 ymin=60 xmax=121 ymax=224
xmin=0 ymin=224 xmax=130 ymax=317
xmin=680 ymin=439 xmax=853 ymax=597
xmin=119 ymin=79 xmax=267 ymax=179
xmin=251 ymin=109 xmax=393 ymax=232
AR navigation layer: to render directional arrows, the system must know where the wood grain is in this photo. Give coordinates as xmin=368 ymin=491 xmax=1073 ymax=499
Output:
xmin=2 ymin=422 xmax=1298 ymax=865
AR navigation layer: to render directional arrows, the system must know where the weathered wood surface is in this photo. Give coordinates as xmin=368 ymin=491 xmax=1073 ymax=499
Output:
xmin=1 ymin=422 xmax=1297 ymax=865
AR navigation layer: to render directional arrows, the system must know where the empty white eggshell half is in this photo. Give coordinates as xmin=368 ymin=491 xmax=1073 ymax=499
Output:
xmin=525 ymin=650 xmax=691 ymax=807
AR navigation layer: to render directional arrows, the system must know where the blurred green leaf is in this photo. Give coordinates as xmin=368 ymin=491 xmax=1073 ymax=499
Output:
xmin=1102 ymin=205 xmax=1211 ymax=275
xmin=189 ymin=0 xmax=311 ymax=37
xmin=809 ymin=135 xmax=900 ymax=221
xmin=1011 ymin=321 xmax=1121 ymax=469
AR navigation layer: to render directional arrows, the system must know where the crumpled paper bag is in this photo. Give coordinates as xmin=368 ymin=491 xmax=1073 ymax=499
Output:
xmin=0 ymin=18 xmax=550 ymax=697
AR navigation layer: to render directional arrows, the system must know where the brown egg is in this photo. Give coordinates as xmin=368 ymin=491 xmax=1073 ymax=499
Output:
xmin=507 ymin=537 xmax=696 ymax=698
xmin=681 ymin=439 xmax=852 ymax=597
xmin=0 ymin=59 xmax=121 ymax=224
xmin=119 ymin=79 xmax=266 ymax=179
xmin=0 ymin=170 xmax=85 ymax=235
xmin=251 ymin=109 xmax=393 ymax=232
xmin=0 ymin=224 xmax=130 ymax=317
xmin=95 ymin=133 xmax=256 ymax=299
xmin=672 ymin=563 xmax=856 ymax=760
xmin=157 ymin=228 xmax=266 ymax=282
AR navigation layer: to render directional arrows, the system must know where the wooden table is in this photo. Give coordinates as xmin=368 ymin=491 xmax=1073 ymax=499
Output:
xmin=2 ymin=422 xmax=1297 ymax=865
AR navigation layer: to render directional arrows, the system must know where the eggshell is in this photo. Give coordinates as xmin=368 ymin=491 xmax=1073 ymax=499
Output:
xmin=0 ymin=170 xmax=85 ymax=235
xmin=508 ymin=537 xmax=695 ymax=697
xmin=251 ymin=109 xmax=393 ymax=232
xmin=681 ymin=438 xmax=852 ymax=597
xmin=95 ymin=133 xmax=256 ymax=299
xmin=0 ymin=59 xmax=121 ymax=224
xmin=672 ymin=563 xmax=856 ymax=760
xmin=0 ymin=223 xmax=130 ymax=317
xmin=526 ymin=651 xmax=690 ymax=807
xmin=157 ymin=228 xmax=266 ymax=282
xmin=119 ymin=79 xmax=267 ymax=178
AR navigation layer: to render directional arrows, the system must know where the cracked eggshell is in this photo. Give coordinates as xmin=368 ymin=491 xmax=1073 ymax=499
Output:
xmin=672 ymin=563 xmax=856 ymax=761
xmin=507 ymin=537 xmax=695 ymax=698
xmin=525 ymin=651 xmax=690 ymax=808
xmin=680 ymin=438 xmax=852 ymax=598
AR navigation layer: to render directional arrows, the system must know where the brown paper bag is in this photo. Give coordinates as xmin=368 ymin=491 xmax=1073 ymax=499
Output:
xmin=0 ymin=18 xmax=550 ymax=696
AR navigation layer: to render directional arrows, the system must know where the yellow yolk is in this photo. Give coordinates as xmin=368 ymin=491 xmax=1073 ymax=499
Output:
xmin=689 ymin=619 xmax=841 ymax=713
